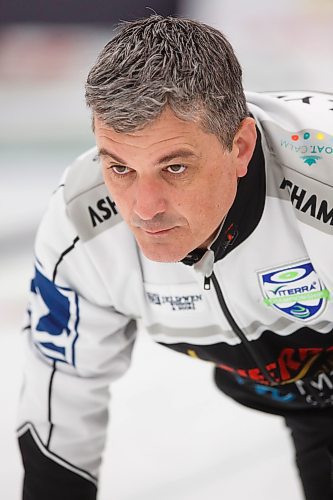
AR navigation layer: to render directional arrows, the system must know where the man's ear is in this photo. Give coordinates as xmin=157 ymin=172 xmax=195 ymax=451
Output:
xmin=232 ymin=117 xmax=257 ymax=178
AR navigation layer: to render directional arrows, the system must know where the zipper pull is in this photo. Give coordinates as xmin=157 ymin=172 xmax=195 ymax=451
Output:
xmin=204 ymin=275 xmax=211 ymax=290
xmin=193 ymin=249 xmax=214 ymax=291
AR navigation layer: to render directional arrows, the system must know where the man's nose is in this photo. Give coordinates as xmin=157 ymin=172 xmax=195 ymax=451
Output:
xmin=132 ymin=176 xmax=167 ymax=221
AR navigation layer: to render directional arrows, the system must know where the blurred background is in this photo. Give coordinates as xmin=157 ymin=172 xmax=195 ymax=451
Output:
xmin=1 ymin=1 xmax=332 ymax=498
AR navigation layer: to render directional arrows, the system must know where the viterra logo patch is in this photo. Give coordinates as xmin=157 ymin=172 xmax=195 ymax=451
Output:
xmin=258 ymin=260 xmax=329 ymax=321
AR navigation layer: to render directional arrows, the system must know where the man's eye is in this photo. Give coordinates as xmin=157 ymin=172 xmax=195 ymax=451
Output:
xmin=110 ymin=165 xmax=131 ymax=175
xmin=165 ymin=164 xmax=186 ymax=174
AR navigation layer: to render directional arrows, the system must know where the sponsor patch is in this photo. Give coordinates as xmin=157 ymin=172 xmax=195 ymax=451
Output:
xmin=258 ymin=260 xmax=329 ymax=321
xmin=261 ymin=121 xmax=333 ymax=192
xmin=145 ymin=283 xmax=205 ymax=313
xmin=30 ymin=266 xmax=79 ymax=365
xmin=280 ymin=129 xmax=333 ymax=166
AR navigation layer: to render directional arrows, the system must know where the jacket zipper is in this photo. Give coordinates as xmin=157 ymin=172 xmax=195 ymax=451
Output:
xmin=200 ymin=221 xmax=279 ymax=387
xmin=209 ymin=271 xmax=279 ymax=387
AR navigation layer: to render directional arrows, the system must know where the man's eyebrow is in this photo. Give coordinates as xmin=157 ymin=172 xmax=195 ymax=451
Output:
xmin=97 ymin=148 xmax=126 ymax=164
xmin=98 ymin=147 xmax=199 ymax=165
xmin=156 ymin=150 xmax=199 ymax=164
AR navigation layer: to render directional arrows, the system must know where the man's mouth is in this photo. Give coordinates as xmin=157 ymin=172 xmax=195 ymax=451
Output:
xmin=142 ymin=227 xmax=175 ymax=235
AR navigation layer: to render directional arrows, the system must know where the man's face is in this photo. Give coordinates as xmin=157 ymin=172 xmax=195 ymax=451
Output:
xmin=95 ymin=108 xmax=256 ymax=262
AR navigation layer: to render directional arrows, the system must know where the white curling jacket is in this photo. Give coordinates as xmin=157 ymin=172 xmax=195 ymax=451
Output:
xmin=18 ymin=91 xmax=333 ymax=499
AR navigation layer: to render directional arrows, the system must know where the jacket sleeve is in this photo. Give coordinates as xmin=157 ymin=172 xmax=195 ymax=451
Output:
xmin=17 ymin=184 xmax=137 ymax=500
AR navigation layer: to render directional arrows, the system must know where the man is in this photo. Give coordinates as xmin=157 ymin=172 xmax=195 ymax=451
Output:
xmin=18 ymin=15 xmax=333 ymax=500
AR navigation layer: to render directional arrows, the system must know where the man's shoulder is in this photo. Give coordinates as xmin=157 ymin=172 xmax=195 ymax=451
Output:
xmin=246 ymin=91 xmax=333 ymax=188
xmin=246 ymin=90 xmax=333 ymax=135
xmin=246 ymin=90 xmax=333 ymax=115
xmin=63 ymin=147 xmax=102 ymax=203
xmin=63 ymin=147 xmax=123 ymax=243
xmin=246 ymin=91 xmax=333 ymax=236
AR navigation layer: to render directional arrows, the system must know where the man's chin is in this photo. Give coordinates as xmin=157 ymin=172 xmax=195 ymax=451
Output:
xmin=137 ymin=242 xmax=188 ymax=263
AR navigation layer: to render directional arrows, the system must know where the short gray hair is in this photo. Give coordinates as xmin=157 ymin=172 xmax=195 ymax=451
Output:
xmin=85 ymin=15 xmax=248 ymax=150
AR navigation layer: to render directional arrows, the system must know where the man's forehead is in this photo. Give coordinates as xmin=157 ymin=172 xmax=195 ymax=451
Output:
xmin=94 ymin=108 xmax=202 ymax=135
xmin=93 ymin=111 xmax=209 ymax=157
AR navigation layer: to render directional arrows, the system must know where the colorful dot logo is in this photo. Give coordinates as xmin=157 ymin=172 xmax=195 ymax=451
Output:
xmin=290 ymin=131 xmax=327 ymax=142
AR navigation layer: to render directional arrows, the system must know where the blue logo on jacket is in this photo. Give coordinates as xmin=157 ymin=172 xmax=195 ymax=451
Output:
xmin=30 ymin=267 xmax=79 ymax=366
xmin=259 ymin=260 xmax=329 ymax=322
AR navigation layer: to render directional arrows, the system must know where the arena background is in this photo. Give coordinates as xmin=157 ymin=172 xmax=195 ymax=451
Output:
xmin=1 ymin=1 xmax=332 ymax=498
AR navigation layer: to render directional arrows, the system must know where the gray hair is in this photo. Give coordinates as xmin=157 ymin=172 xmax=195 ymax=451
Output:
xmin=85 ymin=15 xmax=248 ymax=150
